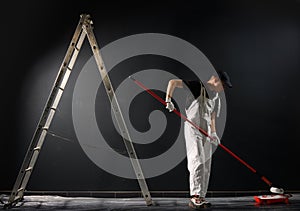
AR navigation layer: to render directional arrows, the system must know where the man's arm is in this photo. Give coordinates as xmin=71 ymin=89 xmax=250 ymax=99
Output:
xmin=165 ymin=79 xmax=183 ymax=112
xmin=165 ymin=79 xmax=183 ymax=101
xmin=210 ymin=111 xmax=221 ymax=145
xmin=211 ymin=112 xmax=216 ymax=133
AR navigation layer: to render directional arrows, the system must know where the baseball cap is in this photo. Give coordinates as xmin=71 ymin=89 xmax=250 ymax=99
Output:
xmin=217 ymin=71 xmax=233 ymax=88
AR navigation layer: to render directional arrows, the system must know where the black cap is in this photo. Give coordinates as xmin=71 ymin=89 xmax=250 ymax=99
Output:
xmin=217 ymin=71 xmax=233 ymax=88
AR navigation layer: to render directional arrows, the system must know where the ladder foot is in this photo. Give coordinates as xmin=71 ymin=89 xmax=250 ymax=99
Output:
xmin=3 ymin=197 xmax=23 ymax=209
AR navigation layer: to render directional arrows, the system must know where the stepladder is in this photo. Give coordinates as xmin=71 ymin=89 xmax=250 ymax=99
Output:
xmin=4 ymin=14 xmax=152 ymax=208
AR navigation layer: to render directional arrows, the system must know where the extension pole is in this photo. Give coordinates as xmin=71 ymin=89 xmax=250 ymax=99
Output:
xmin=129 ymin=76 xmax=279 ymax=190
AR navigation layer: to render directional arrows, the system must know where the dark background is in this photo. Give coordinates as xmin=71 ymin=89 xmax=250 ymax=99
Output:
xmin=1 ymin=0 xmax=300 ymax=193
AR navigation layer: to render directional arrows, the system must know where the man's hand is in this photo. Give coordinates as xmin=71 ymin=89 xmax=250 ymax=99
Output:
xmin=210 ymin=132 xmax=220 ymax=146
xmin=165 ymin=97 xmax=175 ymax=112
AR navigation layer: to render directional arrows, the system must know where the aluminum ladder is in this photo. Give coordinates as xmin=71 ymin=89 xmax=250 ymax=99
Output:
xmin=4 ymin=14 xmax=152 ymax=208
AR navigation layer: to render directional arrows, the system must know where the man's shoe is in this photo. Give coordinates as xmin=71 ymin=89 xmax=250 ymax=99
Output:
xmin=189 ymin=196 xmax=211 ymax=209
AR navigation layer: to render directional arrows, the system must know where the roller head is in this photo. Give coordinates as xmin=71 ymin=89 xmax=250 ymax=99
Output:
xmin=270 ymin=186 xmax=284 ymax=194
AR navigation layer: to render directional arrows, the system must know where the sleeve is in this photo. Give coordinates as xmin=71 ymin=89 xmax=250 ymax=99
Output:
xmin=212 ymin=93 xmax=221 ymax=117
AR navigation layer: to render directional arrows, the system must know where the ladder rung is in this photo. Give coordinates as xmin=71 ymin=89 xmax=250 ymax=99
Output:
xmin=45 ymin=106 xmax=57 ymax=111
xmin=25 ymin=167 xmax=33 ymax=172
xmin=17 ymin=188 xmax=24 ymax=193
xmin=33 ymin=147 xmax=41 ymax=151
xmin=54 ymin=85 xmax=64 ymax=90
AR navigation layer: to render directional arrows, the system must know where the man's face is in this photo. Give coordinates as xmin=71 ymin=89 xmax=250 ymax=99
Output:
xmin=207 ymin=75 xmax=224 ymax=92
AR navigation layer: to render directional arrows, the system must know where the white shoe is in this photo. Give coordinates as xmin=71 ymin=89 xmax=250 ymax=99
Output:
xmin=189 ymin=196 xmax=211 ymax=209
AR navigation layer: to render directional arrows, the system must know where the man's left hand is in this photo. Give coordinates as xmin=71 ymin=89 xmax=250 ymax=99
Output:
xmin=210 ymin=132 xmax=221 ymax=146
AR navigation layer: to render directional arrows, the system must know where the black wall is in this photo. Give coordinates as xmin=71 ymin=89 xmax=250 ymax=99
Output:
xmin=1 ymin=0 xmax=300 ymax=192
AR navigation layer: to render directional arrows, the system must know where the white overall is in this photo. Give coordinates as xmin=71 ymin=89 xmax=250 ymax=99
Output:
xmin=184 ymin=85 xmax=220 ymax=197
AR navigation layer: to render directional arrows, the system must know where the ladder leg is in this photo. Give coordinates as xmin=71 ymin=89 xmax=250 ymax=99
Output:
xmin=83 ymin=17 xmax=153 ymax=206
xmin=5 ymin=14 xmax=89 ymax=208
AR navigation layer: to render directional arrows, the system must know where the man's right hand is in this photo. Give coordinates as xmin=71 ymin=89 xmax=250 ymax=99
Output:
xmin=166 ymin=101 xmax=175 ymax=112
xmin=165 ymin=97 xmax=175 ymax=112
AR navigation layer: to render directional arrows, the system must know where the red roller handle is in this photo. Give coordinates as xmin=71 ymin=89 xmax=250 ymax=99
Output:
xmin=129 ymin=76 xmax=273 ymax=187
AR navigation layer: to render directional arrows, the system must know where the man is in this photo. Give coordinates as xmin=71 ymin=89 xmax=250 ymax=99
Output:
xmin=165 ymin=71 xmax=232 ymax=209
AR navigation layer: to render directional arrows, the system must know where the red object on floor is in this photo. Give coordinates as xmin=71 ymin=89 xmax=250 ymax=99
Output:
xmin=254 ymin=194 xmax=292 ymax=205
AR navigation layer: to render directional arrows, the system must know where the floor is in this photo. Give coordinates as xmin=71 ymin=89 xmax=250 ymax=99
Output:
xmin=1 ymin=194 xmax=299 ymax=210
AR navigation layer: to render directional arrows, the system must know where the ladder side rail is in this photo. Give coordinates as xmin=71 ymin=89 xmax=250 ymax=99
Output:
xmin=83 ymin=20 xmax=152 ymax=206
